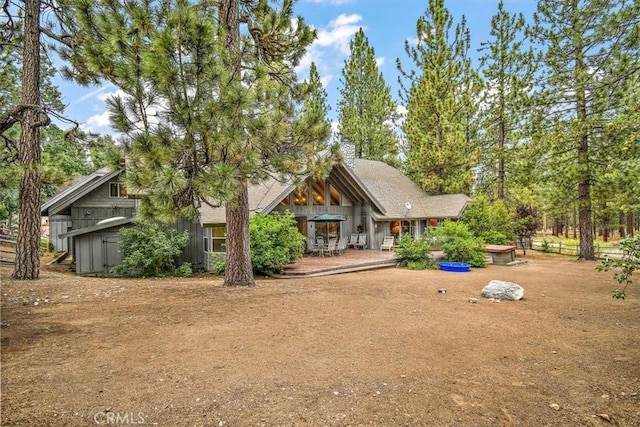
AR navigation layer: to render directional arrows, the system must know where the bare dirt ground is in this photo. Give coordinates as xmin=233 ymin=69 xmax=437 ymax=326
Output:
xmin=1 ymin=251 xmax=639 ymax=427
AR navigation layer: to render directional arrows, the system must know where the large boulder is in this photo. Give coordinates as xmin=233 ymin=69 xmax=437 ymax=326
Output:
xmin=481 ymin=280 xmax=524 ymax=301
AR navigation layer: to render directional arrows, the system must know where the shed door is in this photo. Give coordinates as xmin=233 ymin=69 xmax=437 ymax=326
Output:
xmin=76 ymin=235 xmax=103 ymax=275
xmin=103 ymin=235 xmax=122 ymax=276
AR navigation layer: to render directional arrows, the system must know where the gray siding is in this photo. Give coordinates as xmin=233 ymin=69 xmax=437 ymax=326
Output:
xmin=70 ymin=180 xmax=137 ymax=229
xmin=74 ymin=232 xmax=122 ymax=276
xmin=174 ymin=217 xmax=204 ymax=270
xmin=49 ymin=215 xmax=72 ymax=252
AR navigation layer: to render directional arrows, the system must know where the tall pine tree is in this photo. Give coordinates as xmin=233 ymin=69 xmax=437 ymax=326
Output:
xmin=477 ymin=0 xmax=535 ymax=201
xmin=397 ymin=0 xmax=480 ymax=195
xmin=530 ymin=0 xmax=640 ymax=259
xmin=338 ymin=28 xmax=398 ymax=164
xmin=63 ymin=0 xmax=335 ymax=286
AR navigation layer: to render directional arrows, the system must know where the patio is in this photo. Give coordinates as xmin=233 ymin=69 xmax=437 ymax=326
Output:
xmin=277 ymin=248 xmax=399 ymax=278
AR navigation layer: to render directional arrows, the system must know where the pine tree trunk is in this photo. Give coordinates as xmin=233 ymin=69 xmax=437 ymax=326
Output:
xmin=224 ymin=177 xmax=255 ymax=286
xmin=618 ymin=211 xmax=625 ymax=239
xmin=220 ymin=0 xmax=254 ymax=286
xmin=627 ymin=212 xmax=635 ymax=238
xmin=574 ymin=6 xmax=595 ymax=261
xmin=497 ymin=121 xmax=505 ymax=200
xmin=13 ymin=0 xmax=42 ymax=280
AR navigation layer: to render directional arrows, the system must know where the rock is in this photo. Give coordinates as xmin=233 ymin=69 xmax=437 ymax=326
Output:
xmin=549 ymin=403 xmax=560 ymax=411
xmin=481 ymin=280 xmax=524 ymax=301
xmin=596 ymin=413 xmax=612 ymax=422
xmin=468 ymin=298 xmax=478 ymax=303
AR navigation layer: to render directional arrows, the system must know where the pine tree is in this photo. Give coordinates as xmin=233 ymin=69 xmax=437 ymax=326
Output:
xmin=397 ymin=0 xmax=480 ymax=195
xmin=530 ymin=0 xmax=640 ymax=260
xmin=63 ymin=0 xmax=334 ymax=286
xmin=477 ymin=0 xmax=535 ymax=201
xmin=1 ymin=0 xmax=77 ymax=279
xmin=338 ymin=28 xmax=398 ymax=164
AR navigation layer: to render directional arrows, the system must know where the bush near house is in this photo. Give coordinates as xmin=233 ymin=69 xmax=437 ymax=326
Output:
xmin=433 ymin=220 xmax=487 ymax=267
xmin=249 ymin=211 xmax=305 ymax=275
xmin=460 ymin=196 xmax=515 ymax=244
xmin=113 ymin=222 xmax=192 ymax=277
xmin=395 ymin=235 xmax=436 ymax=270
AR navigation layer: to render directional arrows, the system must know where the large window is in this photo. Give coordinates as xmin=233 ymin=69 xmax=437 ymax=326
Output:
xmin=279 ymin=194 xmax=291 ymax=206
xmin=286 ymin=179 xmax=346 ymax=206
xmin=329 ymin=184 xmax=340 ymax=206
xmin=211 ymin=224 xmax=226 ymax=252
xmin=109 ymin=182 xmax=127 ymax=198
xmin=312 ymin=179 xmax=325 ymax=206
xmin=293 ymin=182 xmax=308 ymax=206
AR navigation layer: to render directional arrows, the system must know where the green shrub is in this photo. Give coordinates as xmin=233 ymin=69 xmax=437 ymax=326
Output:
xmin=461 ymin=196 xmax=515 ymax=241
xmin=433 ymin=220 xmax=486 ymax=267
xmin=480 ymin=231 xmax=510 ymax=245
xmin=206 ymin=252 xmax=226 ymax=276
xmin=395 ymin=235 xmax=436 ymax=269
xmin=249 ymin=211 xmax=305 ymax=274
xmin=596 ymin=237 xmax=640 ymax=299
xmin=112 ymin=222 xmax=191 ymax=277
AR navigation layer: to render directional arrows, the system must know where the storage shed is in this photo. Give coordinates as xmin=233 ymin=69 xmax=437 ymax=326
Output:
xmin=60 ymin=217 xmax=133 ymax=276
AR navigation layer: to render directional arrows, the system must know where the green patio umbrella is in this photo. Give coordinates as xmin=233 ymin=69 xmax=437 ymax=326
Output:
xmin=309 ymin=214 xmax=346 ymax=222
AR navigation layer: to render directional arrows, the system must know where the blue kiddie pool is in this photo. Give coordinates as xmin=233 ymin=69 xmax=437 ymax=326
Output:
xmin=439 ymin=261 xmax=471 ymax=272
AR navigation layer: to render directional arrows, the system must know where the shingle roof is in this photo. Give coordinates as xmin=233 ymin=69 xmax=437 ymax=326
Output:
xmin=352 ymin=159 xmax=469 ymax=220
xmin=199 ymin=177 xmax=293 ymax=224
xmin=41 ymin=167 xmax=122 ymax=216
xmin=197 ymin=159 xmax=469 ymax=224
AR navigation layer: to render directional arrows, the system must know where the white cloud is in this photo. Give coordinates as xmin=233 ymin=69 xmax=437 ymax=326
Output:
xmin=297 ymin=13 xmax=363 ymax=98
xmin=376 ymin=56 xmax=385 ymax=68
xmin=82 ymin=110 xmax=111 ymax=133
xmin=315 ymin=13 xmax=362 ymax=55
xmin=320 ymin=73 xmax=334 ymax=89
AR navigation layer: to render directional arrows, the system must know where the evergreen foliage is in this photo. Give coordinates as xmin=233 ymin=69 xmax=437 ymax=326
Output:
xmin=476 ymin=0 xmax=535 ymax=201
xmin=529 ymin=0 xmax=640 ymax=259
xmin=338 ymin=28 xmax=399 ymax=165
xmin=63 ymin=0 xmax=336 ymax=286
xmin=397 ymin=0 xmax=481 ymax=195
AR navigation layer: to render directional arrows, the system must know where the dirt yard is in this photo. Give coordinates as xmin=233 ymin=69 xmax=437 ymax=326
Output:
xmin=1 ymin=252 xmax=639 ymax=426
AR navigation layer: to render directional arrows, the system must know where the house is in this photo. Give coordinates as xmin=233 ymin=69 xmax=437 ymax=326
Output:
xmin=41 ymin=167 xmax=203 ymax=276
xmin=199 ymin=146 xmax=470 ymax=263
xmin=41 ymin=144 xmax=469 ymax=275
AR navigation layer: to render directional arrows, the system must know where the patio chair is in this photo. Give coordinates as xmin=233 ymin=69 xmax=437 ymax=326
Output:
xmin=355 ymin=233 xmax=366 ymax=250
xmin=380 ymin=235 xmax=394 ymax=251
xmin=335 ymin=238 xmax=347 ymax=256
xmin=326 ymin=238 xmax=337 ymax=257
xmin=307 ymin=239 xmax=320 ymax=256
xmin=348 ymin=233 xmax=359 ymax=249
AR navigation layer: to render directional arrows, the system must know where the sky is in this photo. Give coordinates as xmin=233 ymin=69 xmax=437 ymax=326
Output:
xmin=52 ymin=0 xmax=538 ymax=135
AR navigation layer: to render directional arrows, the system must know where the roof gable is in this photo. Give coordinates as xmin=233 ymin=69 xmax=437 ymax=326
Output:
xmin=41 ymin=167 xmax=123 ymax=216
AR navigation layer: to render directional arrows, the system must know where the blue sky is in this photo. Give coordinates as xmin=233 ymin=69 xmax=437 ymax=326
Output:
xmin=53 ymin=0 xmax=538 ymax=135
